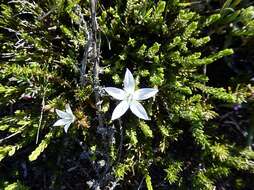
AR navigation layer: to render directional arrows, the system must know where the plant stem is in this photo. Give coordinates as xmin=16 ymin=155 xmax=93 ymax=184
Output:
xmin=91 ymin=0 xmax=103 ymax=128
xmin=80 ymin=22 xmax=90 ymax=86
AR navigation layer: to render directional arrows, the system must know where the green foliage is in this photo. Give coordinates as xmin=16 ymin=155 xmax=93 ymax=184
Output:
xmin=164 ymin=161 xmax=183 ymax=185
xmin=126 ymin=128 xmax=138 ymax=146
xmin=98 ymin=0 xmax=253 ymax=188
xmin=3 ymin=181 xmax=29 ymax=190
xmin=0 ymin=0 xmax=254 ymax=189
xmin=210 ymin=143 xmax=229 ymax=161
xmin=29 ymin=131 xmax=54 ymax=161
xmin=145 ymin=173 xmax=153 ymax=190
xmin=139 ymin=121 xmax=153 ymax=138
xmin=192 ymin=171 xmax=215 ymax=190
xmin=0 ymin=0 xmax=89 ymax=164
xmin=115 ymin=158 xmax=133 ymax=180
xmin=232 ymin=6 xmax=254 ymax=36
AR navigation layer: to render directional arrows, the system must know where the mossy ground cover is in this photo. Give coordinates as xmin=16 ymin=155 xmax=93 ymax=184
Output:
xmin=0 ymin=0 xmax=254 ymax=189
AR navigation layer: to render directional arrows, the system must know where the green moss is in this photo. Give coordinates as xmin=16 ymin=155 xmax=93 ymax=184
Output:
xmin=0 ymin=0 xmax=253 ymax=189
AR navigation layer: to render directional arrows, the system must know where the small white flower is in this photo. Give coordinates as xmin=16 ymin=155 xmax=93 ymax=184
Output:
xmin=53 ymin=104 xmax=76 ymax=133
xmin=105 ymin=69 xmax=158 ymax=120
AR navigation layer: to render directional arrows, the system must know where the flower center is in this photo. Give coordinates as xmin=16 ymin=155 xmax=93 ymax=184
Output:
xmin=125 ymin=93 xmax=134 ymax=103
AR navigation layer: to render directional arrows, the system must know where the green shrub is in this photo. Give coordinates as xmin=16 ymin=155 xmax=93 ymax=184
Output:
xmin=0 ymin=0 xmax=253 ymax=189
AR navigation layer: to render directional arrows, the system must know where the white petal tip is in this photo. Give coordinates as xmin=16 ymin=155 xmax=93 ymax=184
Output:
xmin=111 ymin=100 xmax=129 ymax=121
xmin=104 ymin=87 xmax=126 ymax=100
xmin=124 ymin=68 xmax=135 ymax=93
xmin=138 ymin=115 xmax=150 ymax=120
xmin=130 ymin=101 xmax=150 ymax=120
xmin=64 ymin=124 xmax=71 ymax=133
xmin=55 ymin=109 xmax=61 ymax=116
xmin=111 ymin=114 xmax=120 ymax=121
xmin=53 ymin=119 xmax=64 ymax=126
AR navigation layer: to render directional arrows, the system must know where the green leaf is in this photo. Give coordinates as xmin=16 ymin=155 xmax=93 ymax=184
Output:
xmin=4 ymin=181 xmax=29 ymax=190
xmin=139 ymin=121 xmax=153 ymax=138
xmin=126 ymin=129 xmax=138 ymax=146
xmin=165 ymin=161 xmax=183 ymax=184
xmin=29 ymin=131 xmax=53 ymax=161
xmin=145 ymin=173 xmax=153 ymax=190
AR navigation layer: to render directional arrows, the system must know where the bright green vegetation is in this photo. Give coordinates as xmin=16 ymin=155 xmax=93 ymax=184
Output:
xmin=0 ymin=0 xmax=254 ymax=189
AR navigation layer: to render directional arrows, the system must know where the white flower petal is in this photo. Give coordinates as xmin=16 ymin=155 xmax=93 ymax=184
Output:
xmin=104 ymin=87 xmax=126 ymax=100
xmin=53 ymin=118 xmax=70 ymax=126
xmin=134 ymin=88 xmax=158 ymax=101
xmin=124 ymin=69 xmax=135 ymax=93
xmin=64 ymin=122 xmax=72 ymax=133
xmin=65 ymin=104 xmax=73 ymax=115
xmin=111 ymin=100 xmax=130 ymax=120
xmin=55 ymin=109 xmax=69 ymax=118
xmin=71 ymin=115 xmax=76 ymax=123
xmin=130 ymin=101 xmax=150 ymax=120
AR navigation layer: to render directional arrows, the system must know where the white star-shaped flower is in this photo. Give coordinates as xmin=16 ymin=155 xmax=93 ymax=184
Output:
xmin=53 ymin=104 xmax=76 ymax=133
xmin=105 ymin=69 xmax=158 ymax=120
